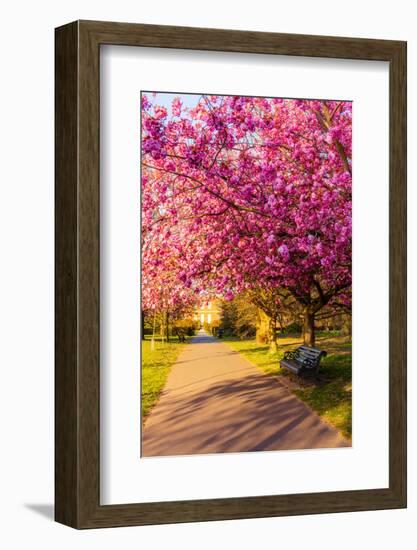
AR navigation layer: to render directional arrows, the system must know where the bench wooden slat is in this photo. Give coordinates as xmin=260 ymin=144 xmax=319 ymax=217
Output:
xmin=280 ymin=345 xmax=327 ymax=376
xmin=280 ymin=359 xmax=303 ymax=374
xmin=297 ymin=349 xmax=324 ymax=357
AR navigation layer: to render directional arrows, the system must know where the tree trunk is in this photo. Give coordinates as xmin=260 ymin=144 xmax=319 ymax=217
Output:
xmin=342 ymin=314 xmax=352 ymax=337
xmin=268 ymin=318 xmax=278 ymax=353
xmin=256 ymin=308 xmax=269 ymax=343
xmin=160 ymin=312 xmax=168 ymax=343
xmin=141 ymin=311 xmax=145 ymax=340
xmin=151 ymin=312 xmax=156 ymax=351
xmin=303 ymin=309 xmax=315 ymax=347
xmin=166 ymin=311 xmax=170 ymax=343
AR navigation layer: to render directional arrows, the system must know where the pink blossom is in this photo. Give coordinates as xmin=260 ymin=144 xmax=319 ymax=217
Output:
xmin=141 ymin=94 xmax=352 ymax=318
xmin=224 ymin=290 xmax=234 ymax=301
xmin=172 ymin=97 xmax=182 ymax=117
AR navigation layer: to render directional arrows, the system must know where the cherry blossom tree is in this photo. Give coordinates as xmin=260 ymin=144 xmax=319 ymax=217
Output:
xmin=141 ymin=93 xmax=352 ymax=346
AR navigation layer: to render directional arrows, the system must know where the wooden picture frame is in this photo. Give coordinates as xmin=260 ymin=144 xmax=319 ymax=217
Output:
xmin=55 ymin=20 xmax=407 ymax=529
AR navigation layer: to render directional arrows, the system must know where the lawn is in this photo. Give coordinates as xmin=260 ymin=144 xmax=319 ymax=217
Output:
xmin=224 ymin=333 xmax=352 ymax=439
xmin=141 ymin=335 xmax=188 ymax=421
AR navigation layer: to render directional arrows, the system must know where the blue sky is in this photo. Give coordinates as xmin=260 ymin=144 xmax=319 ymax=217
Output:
xmin=143 ymin=92 xmax=201 ymax=117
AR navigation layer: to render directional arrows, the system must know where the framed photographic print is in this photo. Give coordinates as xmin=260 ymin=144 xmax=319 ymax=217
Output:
xmin=55 ymin=20 xmax=407 ymax=528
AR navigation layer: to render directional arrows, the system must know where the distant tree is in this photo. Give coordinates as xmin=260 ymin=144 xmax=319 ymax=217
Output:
xmin=233 ymin=298 xmax=258 ymax=339
xmin=219 ymin=300 xmax=238 ymax=336
xmin=246 ymin=287 xmax=301 ymax=351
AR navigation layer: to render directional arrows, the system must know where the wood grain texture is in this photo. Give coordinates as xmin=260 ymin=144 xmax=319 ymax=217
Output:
xmin=388 ymin=41 xmax=407 ymax=504
xmin=55 ymin=21 xmax=79 ymax=527
xmin=55 ymin=20 xmax=407 ymax=529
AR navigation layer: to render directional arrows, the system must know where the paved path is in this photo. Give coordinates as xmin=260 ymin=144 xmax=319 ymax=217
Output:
xmin=142 ymin=331 xmax=349 ymax=456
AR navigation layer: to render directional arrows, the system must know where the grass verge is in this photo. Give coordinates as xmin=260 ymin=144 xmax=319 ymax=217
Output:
xmin=223 ymin=334 xmax=352 ymax=439
xmin=141 ymin=335 xmax=188 ymax=421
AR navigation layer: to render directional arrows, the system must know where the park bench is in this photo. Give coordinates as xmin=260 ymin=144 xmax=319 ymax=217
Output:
xmin=280 ymin=346 xmax=327 ymax=376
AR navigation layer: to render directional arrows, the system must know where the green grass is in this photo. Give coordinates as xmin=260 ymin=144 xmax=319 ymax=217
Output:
xmin=141 ymin=335 xmax=188 ymax=421
xmin=294 ymin=350 xmax=352 ymax=439
xmin=224 ymin=333 xmax=352 ymax=439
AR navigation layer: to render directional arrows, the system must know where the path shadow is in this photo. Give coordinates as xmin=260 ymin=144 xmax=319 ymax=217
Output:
xmin=190 ymin=335 xmax=218 ymax=344
xmin=162 ymin=366 xmax=256 ymax=393
xmin=143 ymin=373 xmax=348 ymax=456
xmin=175 ymin=350 xmax=237 ymax=365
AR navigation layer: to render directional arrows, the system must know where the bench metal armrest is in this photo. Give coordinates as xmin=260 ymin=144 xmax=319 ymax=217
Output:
xmin=283 ymin=350 xmax=296 ymax=360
